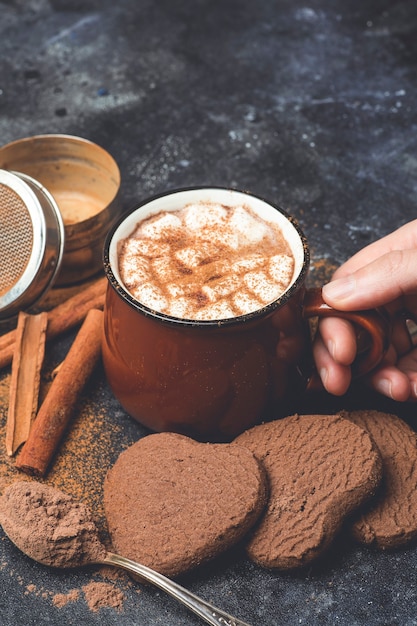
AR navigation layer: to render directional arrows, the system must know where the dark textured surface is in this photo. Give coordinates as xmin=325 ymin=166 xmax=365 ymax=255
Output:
xmin=0 ymin=1 xmax=417 ymax=624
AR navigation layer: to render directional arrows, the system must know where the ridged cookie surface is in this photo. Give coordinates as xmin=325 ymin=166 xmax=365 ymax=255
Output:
xmin=104 ymin=432 xmax=267 ymax=577
xmin=234 ymin=413 xmax=382 ymax=570
xmin=343 ymin=409 xmax=417 ymax=549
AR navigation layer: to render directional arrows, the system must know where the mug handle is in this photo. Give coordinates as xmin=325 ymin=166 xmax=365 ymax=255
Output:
xmin=302 ymin=287 xmax=392 ymax=391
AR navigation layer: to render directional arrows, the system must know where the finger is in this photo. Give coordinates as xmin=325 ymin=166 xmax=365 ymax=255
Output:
xmin=366 ymin=343 xmax=414 ymax=401
xmin=316 ymin=316 xmax=357 ymax=366
xmin=322 ymin=249 xmax=417 ymax=311
xmin=312 ymin=333 xmax=352 ymax=395
xmin=392 ymin=314 xmax=417 ymax=356
xmin=397 ymin=349 xmax=417 ymax=399
xmin=368 ymin=364 xmax=413 ymax=402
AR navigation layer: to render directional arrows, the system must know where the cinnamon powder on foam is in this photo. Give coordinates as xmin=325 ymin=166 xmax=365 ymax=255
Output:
xmin=119 ymin=203 xmax=296 ymax=320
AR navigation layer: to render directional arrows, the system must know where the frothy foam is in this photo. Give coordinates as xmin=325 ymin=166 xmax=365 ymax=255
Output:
xmin=118 ymin=201 xmax=295 ymax=320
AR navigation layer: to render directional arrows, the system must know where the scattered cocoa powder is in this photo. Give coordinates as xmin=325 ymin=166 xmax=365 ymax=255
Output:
xmin=82 ymin=581 xmax=125 ymax=612
xmin=52 ymin=589 xmax=80 ymax=608
xmin=0 ymin=369 xmax=125 ymax=533
xmin=0 ymin=281 xmax=126 ymax=527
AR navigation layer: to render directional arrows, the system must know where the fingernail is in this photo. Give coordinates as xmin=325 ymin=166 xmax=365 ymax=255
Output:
xmin=375 ymin=378 xmax=393 ymax=398
xmin=412 ymin=382 xmax=417 ymax=398
xmin=326 ymin=339 xmax=335 ymax=359
xmin=322 ymin=276 xmax=355 ymax=302
xmin=320 ymin=367 xmax=328 ymax=388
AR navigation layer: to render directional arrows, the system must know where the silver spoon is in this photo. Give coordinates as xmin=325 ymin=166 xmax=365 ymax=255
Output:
xmin=0 ymin=481 xmax=252 ymax=626
xmin=101 ymin=551 xmax=252 ymax=626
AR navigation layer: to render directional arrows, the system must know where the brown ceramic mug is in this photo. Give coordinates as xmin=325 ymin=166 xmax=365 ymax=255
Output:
xmin=102 ymin=187 xmax=390 ymax=441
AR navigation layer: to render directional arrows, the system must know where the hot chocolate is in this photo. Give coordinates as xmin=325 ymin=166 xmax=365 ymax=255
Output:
xmin=103 ymin=187 xmax=389 ymax=441
xmin=117 ymin=201 xmax=295 ymax=320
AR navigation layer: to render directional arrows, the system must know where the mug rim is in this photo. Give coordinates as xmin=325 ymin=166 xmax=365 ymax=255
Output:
xmin=103 ymin=186 xmax=310 ymax=328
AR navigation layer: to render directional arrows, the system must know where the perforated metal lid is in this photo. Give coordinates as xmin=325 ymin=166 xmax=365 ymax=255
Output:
xmin=0 ymin=169 xmax=65 ymax=320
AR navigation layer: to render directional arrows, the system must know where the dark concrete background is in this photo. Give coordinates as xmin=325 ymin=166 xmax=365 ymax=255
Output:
xmin=0 ymin=1 xmax=417 ymax=624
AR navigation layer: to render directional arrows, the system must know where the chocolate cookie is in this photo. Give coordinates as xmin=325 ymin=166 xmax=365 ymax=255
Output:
xmin=103 ymin=432 xmax=267 ymax=577
xmin=343 ymin=409 xmax=417 ymax=549
xmin=234 ymin=413 xmax=382 ymax=570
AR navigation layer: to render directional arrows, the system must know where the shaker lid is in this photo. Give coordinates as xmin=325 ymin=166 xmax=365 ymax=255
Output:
xmin=0 ymin=169 xmax=65 ymax=320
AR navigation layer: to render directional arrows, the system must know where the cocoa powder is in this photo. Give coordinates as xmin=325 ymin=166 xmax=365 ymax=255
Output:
xmin=52 ymin=589 xmax=80 ymax=608
xmin=82 ymin=581 xmax=125 ymax=612
xmin=0 ymin=481 xmax=107 ymax=568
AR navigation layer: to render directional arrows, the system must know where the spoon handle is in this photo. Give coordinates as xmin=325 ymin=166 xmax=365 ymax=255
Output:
xmin=103 ymin=552 xmax=252 ymax=626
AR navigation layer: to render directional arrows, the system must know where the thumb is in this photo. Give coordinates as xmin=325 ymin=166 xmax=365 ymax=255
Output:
xmin=322 ymin=249 xmax=417 ymax=310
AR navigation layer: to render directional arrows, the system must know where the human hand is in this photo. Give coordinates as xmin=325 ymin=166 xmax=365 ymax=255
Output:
xmin=313 ymin=219 xmax=417 ymax=401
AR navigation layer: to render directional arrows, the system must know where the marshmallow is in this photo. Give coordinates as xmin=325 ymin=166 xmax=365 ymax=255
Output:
xmin=183 ymin=202 xmax=228 ymax=230
xmin=118 ymin=201 xmax=295 ymax=321
xmin=137 ymin=212 xmax=182 ymax=240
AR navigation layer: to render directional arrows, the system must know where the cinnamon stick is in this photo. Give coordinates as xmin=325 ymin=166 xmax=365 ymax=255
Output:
xmin=6 ymin=311 xmax=48 ymax=456
xmin=15 ymin=308 xmax=103 ymax=477
xmin=0 ymin=276 xmax=107 ymax=370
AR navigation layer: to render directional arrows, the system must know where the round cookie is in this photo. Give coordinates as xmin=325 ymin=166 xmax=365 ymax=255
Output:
xmin=343 ymin=409 xmax=417 ymax=549
xmin=104 ymin=432 xmax=267 ymax=577
xmin=233 ymin=413 xmax=382 ymax=570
